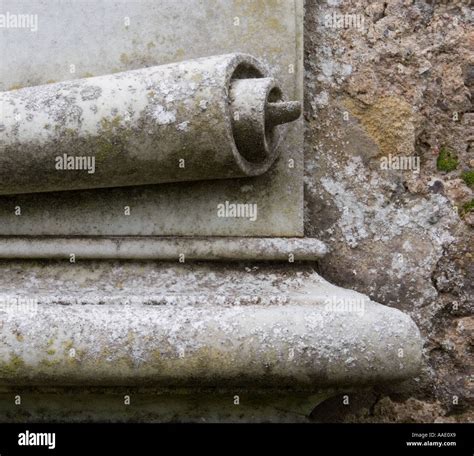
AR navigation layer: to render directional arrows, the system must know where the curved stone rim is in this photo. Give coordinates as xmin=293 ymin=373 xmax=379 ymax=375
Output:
xmin=222 ymin=53 xmax=287 ymax=177
xmin=0 ymin=296 xmax=422 ymax=388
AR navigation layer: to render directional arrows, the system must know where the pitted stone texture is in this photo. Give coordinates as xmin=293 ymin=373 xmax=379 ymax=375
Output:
xmin=0 ymin=237 xmax=327 ymax=261
xmin=304 ymin=0 xmax=473 ymax=422
xmin=0 ymin=262 xmax=421 ymax=388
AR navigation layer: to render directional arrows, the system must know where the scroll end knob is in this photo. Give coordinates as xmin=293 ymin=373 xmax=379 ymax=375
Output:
xmin=266 ymin=101 xmax=302 ymax=127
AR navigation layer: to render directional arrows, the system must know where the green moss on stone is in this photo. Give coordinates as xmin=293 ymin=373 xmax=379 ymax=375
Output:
xmin=0 ymin=355 xmax=25 ymax=376
xmin=63 ymin=340 xmax=74 ymax=351
xmin=461 ymin=170 xmax=474 ymax=188
xmin=100 ymin=115 xmax=123 ymax=131
xmin=436 ymin=147 xmax=458 ymax=172
xmin=460 ymin=199 xmax=474 ymax=216
xmin=94 ymin=115 xmax=130 ymax=163
xmin=39 ymin=358 xmax=61 ymax=368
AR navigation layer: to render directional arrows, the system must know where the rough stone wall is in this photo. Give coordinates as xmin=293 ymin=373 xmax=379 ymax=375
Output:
xmin=304 ymin=0 xmax=473 ymax=422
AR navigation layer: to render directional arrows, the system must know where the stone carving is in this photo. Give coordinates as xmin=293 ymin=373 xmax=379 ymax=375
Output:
xmin=0 ymin=0 xmax=426 ymax=423
xmin=0 ymin=54 xmax=301 ymax=195
xmin=0 ymin=262 xmax=422 ymax=388
xmin=0 ymin=0 xmax=305 ymax=237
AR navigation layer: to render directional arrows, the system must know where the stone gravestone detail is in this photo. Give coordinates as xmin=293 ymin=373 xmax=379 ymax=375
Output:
xmin=0 ymin=0 xmax=422 ymax=422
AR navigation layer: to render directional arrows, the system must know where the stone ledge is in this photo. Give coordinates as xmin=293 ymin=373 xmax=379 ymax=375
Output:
xmin=0 ymin=237 xmax=327 ymax=261
xmin=0 ymin=388 xmax=339 ymax=423
xmin=0 ymin=262 xmax=422 ymax=388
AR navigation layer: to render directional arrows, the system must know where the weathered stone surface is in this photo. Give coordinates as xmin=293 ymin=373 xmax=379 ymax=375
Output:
xmin=0 ymin=262 xmax=421 ymax=388
xmin=304 ymin=0 xmax=473 ymax=422
xmin=0 ymin=237 xmax=327 ymax=261
xmin=0 ymin=0 xmax=470 ymax=424
xmin=0 ymin=54 xmax=300 ymax=195
xmin=0 ymin=389 xmax=331 ymax=423
xmin=0 ymin=0 xmax=305 ymax=236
